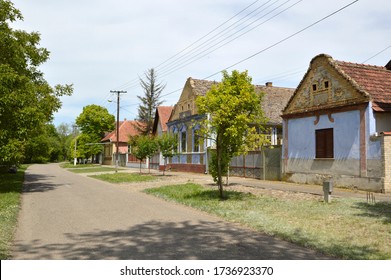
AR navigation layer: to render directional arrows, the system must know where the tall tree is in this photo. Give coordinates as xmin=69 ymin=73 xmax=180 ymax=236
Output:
xmin=196 ymin=70 xmax=268 ymax=199
xmin=137 ymin=68 xmax=165 ymax=134
xmin=75 ymin=104 xmax=115 ymax=162
xmin=0 ymin=0 xmax=73 ymax=167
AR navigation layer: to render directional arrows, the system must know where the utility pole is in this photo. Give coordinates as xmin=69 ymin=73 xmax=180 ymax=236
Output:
xmin=72 ymin=124 xmax=78 ymax=166
xmin=110 ymin=90 xmax=127 ymax=172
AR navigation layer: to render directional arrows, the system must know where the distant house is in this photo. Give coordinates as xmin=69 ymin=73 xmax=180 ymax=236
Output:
xmin=282 ymin=54 xmax=391 ymax=193
xmin=101 ymin=119 xmax=145 ymax=167
xmin=151 ymin=106 xmax=174 ymax=170
xmin=166 ymin=77 xmax=294 ymax=173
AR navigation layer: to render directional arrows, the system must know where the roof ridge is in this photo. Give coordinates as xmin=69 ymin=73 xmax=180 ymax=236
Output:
xmin=335 ymin=60 xmax=388 ymax=71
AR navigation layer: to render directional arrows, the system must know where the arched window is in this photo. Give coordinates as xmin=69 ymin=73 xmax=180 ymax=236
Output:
xmin=180 ymin=125 xmax=187 ymax=153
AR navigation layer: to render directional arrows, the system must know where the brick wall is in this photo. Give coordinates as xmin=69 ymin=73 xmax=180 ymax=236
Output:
xmin=382 ymin=134 xmax=391 ymax=193
xmin=169 ymin=163 xmax=206 ymax=173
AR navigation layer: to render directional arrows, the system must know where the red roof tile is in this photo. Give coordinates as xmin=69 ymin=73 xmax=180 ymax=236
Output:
xmin=101 ymin=120 xmax=145 ymax=143
xmin=335 ymin=60 xmax=391 ymax=112
xmin=157 ymin=106 xmax=173 ymax=132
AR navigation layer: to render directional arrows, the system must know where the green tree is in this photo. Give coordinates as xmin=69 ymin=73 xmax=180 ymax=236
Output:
xmin=196 ymin=70 xmax=268 ymax=199
xmin=56 ymin=123 xmax=73 ymax=161
xmin=75 ymin=105 xmax=115 ymax=162
xmin=157 ymin=133 xmax=178 ymax=175
xmin=0 ymin=0 xmax=73 ymax=167
xmin=137 ymin=68 xmax=165 ymax=135
xmin=24 ymin=124 xmax=62 ymax=163
xmin=75 ymin=105 xmax=115 ymax=137
xmin=129 ymin=135 xmax=158 ymax=173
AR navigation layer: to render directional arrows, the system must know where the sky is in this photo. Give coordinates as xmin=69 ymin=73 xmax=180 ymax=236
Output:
xmin=10 ymin=0 xmax=391 ymax=126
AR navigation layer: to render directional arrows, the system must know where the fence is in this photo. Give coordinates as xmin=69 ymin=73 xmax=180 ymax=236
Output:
xmin=229 ymin=146 xmax=282 ymax=181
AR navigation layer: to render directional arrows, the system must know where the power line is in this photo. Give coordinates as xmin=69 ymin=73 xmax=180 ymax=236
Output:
xmin=158 ymin=0 xmax=302 ymax=79
xmin=156 ymin=0 xmax=278 ymax=75
xmin=204 ymin=0 xmax=359 ymax=80
xmin=115 ymin=0 xmax=297 ymax=91
xmin=362 ymin=44 xmax=391 ymax=64
xmin=111 ymin=0 xmax=359 ymax=113
xmin=155 ymin=0 xmax=262 ymax=71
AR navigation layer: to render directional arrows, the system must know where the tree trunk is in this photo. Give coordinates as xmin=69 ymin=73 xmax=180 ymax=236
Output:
xmin=139 ymin=160 xmax=142 ymax=174
xmin=216 ymin=136 xmax=224 ymax=199
xmin=163 ymin=157 xmax=166 ymax=176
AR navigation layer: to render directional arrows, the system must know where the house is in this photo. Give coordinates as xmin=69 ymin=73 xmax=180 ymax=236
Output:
xmin=282 ymin=54 xmax=391 ymax=193
xmin=150 ymin=106 xmax=174 ymax=170
xmin=101 ymin=119 xmax=145 ymax=167
xmin=166 ymin=77 xmax=294 ymax=173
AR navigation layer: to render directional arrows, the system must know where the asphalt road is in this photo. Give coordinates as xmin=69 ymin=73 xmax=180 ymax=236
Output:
xmin=12 ymin=164 xmax=329 ymax=260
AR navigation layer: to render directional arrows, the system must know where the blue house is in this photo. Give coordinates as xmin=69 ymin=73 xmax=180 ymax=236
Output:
xmin=282 ymin=54 xmax=391 ymax=193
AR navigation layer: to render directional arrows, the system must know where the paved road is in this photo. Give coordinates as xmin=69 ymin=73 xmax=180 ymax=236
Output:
xmin=12 ymin=164 xmax=329 ymax=260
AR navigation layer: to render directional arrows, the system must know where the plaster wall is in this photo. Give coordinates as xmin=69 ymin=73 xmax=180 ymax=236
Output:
xmin=284 ymin=107 xmax=383 ymax=191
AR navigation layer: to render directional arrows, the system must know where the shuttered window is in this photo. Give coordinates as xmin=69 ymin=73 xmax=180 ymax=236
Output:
xmin=315 ymin=128 xmax=334 ymax=158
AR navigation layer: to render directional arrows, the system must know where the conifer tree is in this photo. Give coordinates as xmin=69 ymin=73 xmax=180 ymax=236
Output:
xmin=137 ymin=68 xmax=165 ymax=134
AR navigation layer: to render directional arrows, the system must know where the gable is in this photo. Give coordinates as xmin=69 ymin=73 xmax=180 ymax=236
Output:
xmin=169 ymin=78 xmax=215 ymax=122
xmin=284 ymin=54 xmax=370 ymax=116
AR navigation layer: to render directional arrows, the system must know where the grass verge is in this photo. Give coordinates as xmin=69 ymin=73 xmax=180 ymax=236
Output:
xmin=0 ymin=165 xmax=28 ymax=259
xmin=59 ymin=163 xmax=101 ymax=169
xmin=145 ymin=183 xmax=391 ymax=260
xmin=90 ymin=172 xmax=156 ymax=183
xmin=68 ymin=167 xmax=123 ymax=173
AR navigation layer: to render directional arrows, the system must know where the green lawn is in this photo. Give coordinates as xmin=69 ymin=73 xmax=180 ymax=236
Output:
xmin=0 ymin=165 xmax=28 ymax=259
xmin=145 ymin=183 xmax=391 ymax=260
xmin=90 ymin=172 xmax=156 ymax=183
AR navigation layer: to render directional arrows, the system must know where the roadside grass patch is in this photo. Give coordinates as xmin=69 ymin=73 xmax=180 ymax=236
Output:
xmin=0 ymin=165 xmax=28 ymax=259
xmin=145 ymin=183 xmax=391 ymax=260
xmin=60 ymin=163 xmax=100 ymax=169
xmin=68 ymin=167 xmax=123 ymax=173
xmin=90 ymin=172 xmax=156 ymax=183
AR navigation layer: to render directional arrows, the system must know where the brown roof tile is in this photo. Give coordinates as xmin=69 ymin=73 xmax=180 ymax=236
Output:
xmin=256 ymin=84 xmax=295 ymax=125
xmin=181 ymin=77 xmax=293 ymax=125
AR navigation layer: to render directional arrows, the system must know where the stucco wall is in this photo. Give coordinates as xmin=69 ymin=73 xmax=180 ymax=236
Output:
xmin=287 ymin=110 xmax=361 ymax=160
xmin=284 ymin=107 xmax=384 ymax=191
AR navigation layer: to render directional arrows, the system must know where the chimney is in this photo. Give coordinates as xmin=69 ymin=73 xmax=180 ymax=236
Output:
xmin=385 ymin=60 xmax=391 ymax=71
xmin=265 ymin=82 xmax=273 ymax=87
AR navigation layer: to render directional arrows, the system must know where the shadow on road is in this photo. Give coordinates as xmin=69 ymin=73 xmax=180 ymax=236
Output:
xmin=12 ymin=219 xmax=331 ymax=260
xmin=23 ymin=173 xmax=62 ymax=193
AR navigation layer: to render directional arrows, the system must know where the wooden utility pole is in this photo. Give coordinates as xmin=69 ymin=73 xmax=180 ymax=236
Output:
xmin=110 ymin=90 xmax=127 ymax=172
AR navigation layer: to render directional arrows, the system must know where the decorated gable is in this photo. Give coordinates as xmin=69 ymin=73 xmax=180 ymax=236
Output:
xmin=284 ymin=54 xmax=369 ymax=116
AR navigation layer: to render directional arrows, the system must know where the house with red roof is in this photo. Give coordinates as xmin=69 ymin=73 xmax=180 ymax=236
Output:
xmin=282 ymin=54 xmax=391 ymax=193
xmin=150 ymin=106 xmax=174 ymax=170
xmin=101 ymin=119 xmax=145 ymax=166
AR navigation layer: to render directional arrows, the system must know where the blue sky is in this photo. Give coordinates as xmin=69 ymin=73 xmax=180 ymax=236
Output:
xmin=11 ymin=0 xmax=391 ymax=126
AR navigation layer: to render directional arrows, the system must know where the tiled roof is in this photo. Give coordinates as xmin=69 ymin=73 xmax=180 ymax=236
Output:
xmin=189 ymin=78 xmax=216 ymax=96
xmin=256 ymin=84 xmax=295 ymax=125
xmin=183 ymin=77 xmax=293 ymax=125
xmin=155 ymin=106 xmax=173 ymax=132
xmin=334 ymin=59 xmax=391 ymax=112
xmin=101 ymin=120 xmax=145 ymax=143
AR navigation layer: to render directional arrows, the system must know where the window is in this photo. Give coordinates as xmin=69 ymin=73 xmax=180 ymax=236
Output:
xmin=181 ymin=131 xmax=187 ymax=152
xmin=324 ymin=81 xmax=329 ymax=89
xmin=193 ymin=130 xmax=200 ymax=152
xmin=312 ymin=84 xmax=317 ymax=91
xmin=315 ymin=128 xmax=334 ymax=158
